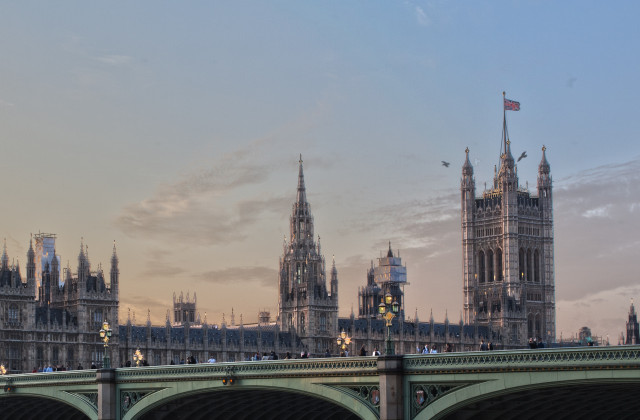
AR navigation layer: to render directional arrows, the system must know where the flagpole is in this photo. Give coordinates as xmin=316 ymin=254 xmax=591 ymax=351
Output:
xmin=502 ymin=91 xmax=507 ymax=157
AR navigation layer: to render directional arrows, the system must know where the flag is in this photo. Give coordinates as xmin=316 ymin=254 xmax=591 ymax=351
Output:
xmin=504 ymin=98 xmax=520 ymax=111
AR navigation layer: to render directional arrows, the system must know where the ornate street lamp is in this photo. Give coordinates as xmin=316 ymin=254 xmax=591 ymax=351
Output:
xmin=99 ymin=320 xmax=112 ymax=368
xmin=0 ymin=364 xmax=6 ymax=375
xmin=336 ymin=330 xmax=351 ymax=356
xmin=133 ymin=348 xmax=144 ymax=367
xmin=378 ymin=293 xmax=400 ymax=355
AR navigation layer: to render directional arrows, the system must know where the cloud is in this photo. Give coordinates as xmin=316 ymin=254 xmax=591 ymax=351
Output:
xmin=115 ymin=149 xmax=290 ymax=245
xmin=198 ymin=266 xmax=278 ymax=288
xmin=95 ymin=54 xmax=134 ymax=67
xmin=582 ymin=205 xmax=611 ymax=219
xmin=415 ymin=6 xmax=431 ymax=26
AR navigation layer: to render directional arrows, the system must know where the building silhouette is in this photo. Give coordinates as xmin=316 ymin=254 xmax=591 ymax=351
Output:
xmin=2 ymin=141 xmax=557 ymax=371
xmin=0 ymin=237 xmax=119 ymax=373
xmin=625 ymin=300 xmax=639 ymax=345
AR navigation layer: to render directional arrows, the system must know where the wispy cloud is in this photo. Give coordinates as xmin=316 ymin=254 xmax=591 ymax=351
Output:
xmin=415 ymin=6 xmax=431 ymax=26
xmin=115 ymin=147 xmax=290 ymax=245
xmin=198 ymin=266 xmax=278 ymax=288
xmin=582 ymin=205 xmax=611 ymax=219
xmin=95 ymin=54 xmax=134 ymax=67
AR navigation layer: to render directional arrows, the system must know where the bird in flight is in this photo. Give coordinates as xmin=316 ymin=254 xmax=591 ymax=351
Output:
xmin=517 ymin=151 xmax=527 ymax=162
xmin=441 ymin=161 xmax=450 ymax=167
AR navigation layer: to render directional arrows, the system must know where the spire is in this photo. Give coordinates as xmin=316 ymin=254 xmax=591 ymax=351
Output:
xmin=539 ymin=145 xmax=550 ymax=174
xmin=462 ymin=147 xmax=473 ymax=176
xmin=1 ymin=239 xmax=8 ymax=270
xmin=387 ymin=241 xmax=394 ymax=258
xmin=297 ymin=154 xmax=307 ymax=205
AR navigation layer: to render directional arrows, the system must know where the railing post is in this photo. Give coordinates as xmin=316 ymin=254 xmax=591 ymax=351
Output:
xmin=97 ymin=368 xmax=117 ymax=420
xmin=378 ymin=355 xmax=404 ymax=420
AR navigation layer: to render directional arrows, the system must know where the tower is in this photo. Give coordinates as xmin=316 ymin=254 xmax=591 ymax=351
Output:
xmin=173 ymin=291 xmax=197 ymax=325
xmin=358 ymin=242 xmax=407 ymax=320
xmin=462 ymin=112 xmax=555 ymax=346
xmin=278 ymin=156 xmax=338 ymax=354
xmin=626 ymin=300 xmax=639 ymax=345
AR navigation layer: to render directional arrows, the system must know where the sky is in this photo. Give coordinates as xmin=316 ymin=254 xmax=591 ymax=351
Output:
xmin=1 ymin=1 xmax=639 ymax=343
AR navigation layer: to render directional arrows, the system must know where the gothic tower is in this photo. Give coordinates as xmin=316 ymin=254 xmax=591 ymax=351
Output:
xmin=278 ymin=156 xmax=338 ymax=354
xmin=626 ymin=300 xmax=639 ymax=345
xmin=462 ymin=122 xmax=555 ymax=346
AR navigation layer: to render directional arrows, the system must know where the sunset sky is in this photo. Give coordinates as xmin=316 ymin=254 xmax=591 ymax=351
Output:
xmin=1 ymin=1 xmax=639 ymax=342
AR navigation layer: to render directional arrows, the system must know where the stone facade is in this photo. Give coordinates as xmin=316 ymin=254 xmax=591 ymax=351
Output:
xmin=461 ymin=131 xmax=556 ymax=346
xmin=0 ymin=237 xmax=119 ymax=373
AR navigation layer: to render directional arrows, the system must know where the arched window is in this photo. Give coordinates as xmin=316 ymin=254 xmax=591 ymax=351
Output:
xmin=495 ymin=248 xmax=503 ymax=281
xmin=487 ymin=249 xmax=494 ymax=282
xmin=300 ymin=312 xmax=306 ymax=335
xmin=519 ymin=248 xmax=525 ymax=281
xmin=534 ymin=249 xmax=540 ymax=283
xmin=319 ymin=313 xmax=327 ymax=332
xmin=527 ymin=315 xmax=534 ymax=338
xmin=8 ymin=304 xmax=19 ymax=323
xmin=478 ymin=251 xmax=485 ymax=283
xmin=526 ymin=249 xmax=533 ymax=282
xmin=535 ymin=315 xmax=541 ymax=339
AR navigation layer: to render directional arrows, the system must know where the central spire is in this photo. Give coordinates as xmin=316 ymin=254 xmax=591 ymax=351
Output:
xmin=297 ymin=154 xmax=307 ymax=205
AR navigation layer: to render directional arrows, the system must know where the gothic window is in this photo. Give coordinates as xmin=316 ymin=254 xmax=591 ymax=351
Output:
xmin=528 ymin=315 xmax=534 ymax=338
xmin=534 ymin=249 xmax=540 ymax=283
xmin=36 ymin=347 xmax=45 ymax=369
xmin=174 ymin=311 xmax=179 ymax=322
xmin=487 ymin=249 xmax=494 ymax=282
xmin=91 ymin=347 xmax=104 ymax=368
xmin=535 ymin=315 xmax=541 ymax=338
xmin=478 ymin=251 xmax=486 ymax=283
xmin=8 ymin=304 xmax=19 ymax=323
xmin=296 ymin=263 xmax=301 ymax=284
xmin=52 ymin=347 xmax=60 ymax=366
xmin=526 ymin=249 xmax=533 ymax=282
xmin=190 ymin=311 xmax=195 ymax=323
xmin=287 ymin=314 xmax=293 ymax=329
xmin=519 ymin=248 xmax=525 ymax=281
xmin=7 ymin=345 xmax=19 ymax=372
xmin=496 ymin=248 xmax=503 ymax=281
xmin=67 ymin=348 xmax=74 ymax=366
xmin=93 ymin=310 xmax=103 ymax=324
xmin=300 ymin=313 xmax=306 ymax=335
xmin=319 ymin=313 xmax=327 ymax=332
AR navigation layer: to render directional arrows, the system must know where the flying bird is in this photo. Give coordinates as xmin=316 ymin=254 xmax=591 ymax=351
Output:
xmin=517 ymin=151 xmax=527 ymax=162
xmin=441 ymin=161 xmax=450 ymax=167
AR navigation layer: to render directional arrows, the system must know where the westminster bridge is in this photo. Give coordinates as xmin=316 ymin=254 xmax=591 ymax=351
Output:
xmin=2 ymin=346 xmax=640 ymax=420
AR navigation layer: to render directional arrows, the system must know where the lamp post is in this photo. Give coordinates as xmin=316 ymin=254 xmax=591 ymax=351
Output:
xmin=0 ymin=364 xmax=6 ymax=375
xmin=133 ymin=348 xmax=144 ymax=367
xmin=336 ymin=330 xmax=351 ymax=356
xmin=99 ymin=320 xmax=112 ymax=368
xmin=378 ymin=293 xmax=400 ymax=355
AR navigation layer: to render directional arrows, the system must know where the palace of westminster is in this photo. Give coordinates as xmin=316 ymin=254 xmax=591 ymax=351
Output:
xmin=0 ymin=133 xmax=562 ymax=372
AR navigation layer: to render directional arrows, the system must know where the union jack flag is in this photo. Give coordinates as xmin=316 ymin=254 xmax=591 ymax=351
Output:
xmin=504 ymin=98 xmax=520 ymax=111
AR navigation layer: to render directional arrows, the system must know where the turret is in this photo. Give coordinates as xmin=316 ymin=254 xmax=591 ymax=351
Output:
xmin=330 ymin=256 xmax=338 ymax=297
xmin=26 ymin=236 xmax=36 ymax=288
xmin=110 ymin=241 xmax=119 ymax=298
xmin=1 ymin=239 xmax=8 ymax=271
xmin=537 ymin=145 xmax=552 ymax=208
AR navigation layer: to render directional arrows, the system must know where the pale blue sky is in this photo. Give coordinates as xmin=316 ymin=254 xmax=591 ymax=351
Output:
xmin=1 ymin=1 xmax=639 ymax=341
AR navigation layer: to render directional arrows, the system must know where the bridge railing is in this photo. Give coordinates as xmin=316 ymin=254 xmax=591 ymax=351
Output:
xmin=115 ymin=356 xmax=379 ymax=382
xmin=404 ymin=345 xmax=640 ymax=373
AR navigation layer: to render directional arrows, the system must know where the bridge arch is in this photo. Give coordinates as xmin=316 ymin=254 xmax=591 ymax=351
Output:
xmin=0 ymin=394 xmax=95 ymax=420
xmin=124 ymin=379 xmax=379 ymax=420
xmin=416 ymin=372 xmax=640 ymax=420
